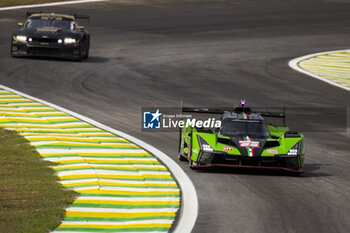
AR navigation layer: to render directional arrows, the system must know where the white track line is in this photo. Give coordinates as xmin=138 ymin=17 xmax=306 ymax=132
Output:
xmin=289 ymin=49 xmax=350 ymax=92
xmin=0 ymin=84 xmax=198 ymax=233
xmin=0 ymin=0 xmax=108 ymax=11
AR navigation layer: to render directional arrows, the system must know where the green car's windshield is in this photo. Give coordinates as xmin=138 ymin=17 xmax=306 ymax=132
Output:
xmin=25 ymin=17 xmax=75 ymax=30
xmin=219 ymin=119 xmax=270 ymax=138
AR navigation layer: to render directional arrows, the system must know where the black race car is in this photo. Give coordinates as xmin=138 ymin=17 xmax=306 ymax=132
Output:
xmin=11 ymin=12 xmax=90 ymax=61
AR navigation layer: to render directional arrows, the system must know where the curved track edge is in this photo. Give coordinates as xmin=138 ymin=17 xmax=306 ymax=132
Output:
xmin=289 ymin=49 xmax=350 ymax=92
xmin=0 ymin=83 xmax=198 ymax=233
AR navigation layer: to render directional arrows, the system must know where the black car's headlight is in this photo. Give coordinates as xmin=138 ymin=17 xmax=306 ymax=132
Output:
xmin=15 ymin=35 xmax=27 ymax=43
xmin=64 ymin=38 xmax=76 ymax=44
xmin=287 ymin=142 xmax=300 ymax=156
xmin=197 ymin=136 xmax=214 ymax=152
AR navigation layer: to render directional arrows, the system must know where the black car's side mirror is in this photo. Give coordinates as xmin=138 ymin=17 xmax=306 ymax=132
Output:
xmin=17 ymin=22 xmax=24 ymax=27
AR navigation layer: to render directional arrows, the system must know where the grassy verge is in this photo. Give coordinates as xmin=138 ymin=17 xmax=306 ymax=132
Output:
xmin=0 ymin=0 xmax=73 ymax=8
xmin=0 ymin=128 xmax=77 ymax=233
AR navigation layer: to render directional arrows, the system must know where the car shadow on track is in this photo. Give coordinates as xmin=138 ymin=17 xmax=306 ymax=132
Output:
xmin=302 ymin=163 xmax=331 ymax=177
xmin=84 ymin=56 xmax=109 ymax=63
xmin=194 ymin=163 xmax=331 ymax=177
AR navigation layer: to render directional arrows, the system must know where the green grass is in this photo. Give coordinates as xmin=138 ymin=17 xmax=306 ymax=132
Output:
xmin=0 ymin=0 xmax=73 ymax=7
xmin=0 ymin=128 xmax=77 ymax=233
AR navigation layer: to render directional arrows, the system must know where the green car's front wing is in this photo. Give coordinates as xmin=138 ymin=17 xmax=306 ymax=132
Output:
xmin=178 ymin=126 xmax=304 ymax=173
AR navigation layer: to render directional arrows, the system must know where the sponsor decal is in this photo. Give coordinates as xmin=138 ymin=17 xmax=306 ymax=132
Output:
xmin=192 ymin=148 xmax=199 ymax=154
xmin=224 ymin=147 xmax=233 ymax=151
xmin=241 ymin=112 xmax=250 ymax=120
xmin=239 ymin=141 xmax=260 ymax=148
xmin=267 ymin=149 xmax=278 ymax=154
xmin=248 ymin=148 xmax=254 ymax=157
xmin=240 ymin=136 xmax=258 ymax=157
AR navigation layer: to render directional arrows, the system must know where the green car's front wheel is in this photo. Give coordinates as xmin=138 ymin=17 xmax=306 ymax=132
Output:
xmin=285 ymin=156 xmax=301 ymax=171
xmin=178 ymin=129 xmax=187 ymax=161
xmin=187 ymin=141 xmax=197 ymax=170
xmin=189 ymin=159 xmax=197 ymax=170
xmin=178 ymin=153 xmax=187 ymax=161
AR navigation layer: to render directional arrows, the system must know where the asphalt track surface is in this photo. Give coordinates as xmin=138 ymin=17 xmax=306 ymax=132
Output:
xmin=1 ymin=0 xmax=350 ymax=232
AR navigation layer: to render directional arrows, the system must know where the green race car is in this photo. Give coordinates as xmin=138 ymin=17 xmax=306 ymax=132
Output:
xmin=178 ymin=102 xmax=304 ymax=173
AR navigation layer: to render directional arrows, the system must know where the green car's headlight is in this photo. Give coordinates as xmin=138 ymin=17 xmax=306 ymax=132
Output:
xmin=287 ymin=142 xmax=300 ymax=156
xmin=64 ymin=38 xmax=76 ymax=44
xmin=16 ymin=35 xmax=27 ymax=42
xmin=198 ymin=136 xmax=214 ymax=152
xmin=202 ymin=143 xmax=214 ymax=152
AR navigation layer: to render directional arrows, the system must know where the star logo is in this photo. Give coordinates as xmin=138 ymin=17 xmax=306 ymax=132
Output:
xmin=143 ymin=109 xmax=162 ymax=129
xmin=151 ymin=109 xmax=162 ymax=122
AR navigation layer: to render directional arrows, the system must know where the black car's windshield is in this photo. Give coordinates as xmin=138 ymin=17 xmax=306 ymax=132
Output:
xmin=219 ymin=119 xmax=270 ymax=138
xmin=25 ymin=17 xmax=75 ymax=30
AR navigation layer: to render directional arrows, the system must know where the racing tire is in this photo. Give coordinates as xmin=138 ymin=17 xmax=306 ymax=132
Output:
xmin=189 ymin=159 xmax=197 ymax=170
xmin=83 ymin=39 xmax=89 ymax=59
xmin=178 ymin=128 xmax=187 ymax=161
xmin=76 ymin=41 xmax=83 ymax=61
xmin=10 ymin=44 xmax=18 ymax=58
xmin=84 ymin=48 xmax=89 ymax=59
xmin=285 ymin=156 xmax=300 ymax=171
xmin=187 ymin=136 xmax=197 ymax=169
xmin=178 ymin=154 xmax=187 ymax=161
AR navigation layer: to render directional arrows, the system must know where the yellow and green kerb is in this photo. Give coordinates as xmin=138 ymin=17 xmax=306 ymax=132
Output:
xmin=299 ymin=51 xmax=350 ymax=89
xmin=0 ymin=89 xmax=180 ymax=233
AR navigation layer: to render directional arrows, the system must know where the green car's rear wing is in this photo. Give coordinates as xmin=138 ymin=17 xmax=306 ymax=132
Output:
xmin=254 ymin=107 xmax=286 ymax=126
xmin=182 ymin=106 xmax=286 ymax=126
xmin=182 ymin=107 xmax=233 ymax=114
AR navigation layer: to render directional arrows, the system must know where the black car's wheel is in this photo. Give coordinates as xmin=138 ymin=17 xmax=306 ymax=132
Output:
xmin=76 ymin=41 xmax=83 ymax=61
xmin=10 ymin=43 xmax=17 ymax=58
xmin=83 ymin=39 xmax=89 ymax=59
xmin=84 ymin=48 xmax=89 ymax=59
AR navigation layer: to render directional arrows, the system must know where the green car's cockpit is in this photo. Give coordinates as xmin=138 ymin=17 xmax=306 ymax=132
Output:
xmin=219 ymin=118 xmax=270 ymax=139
